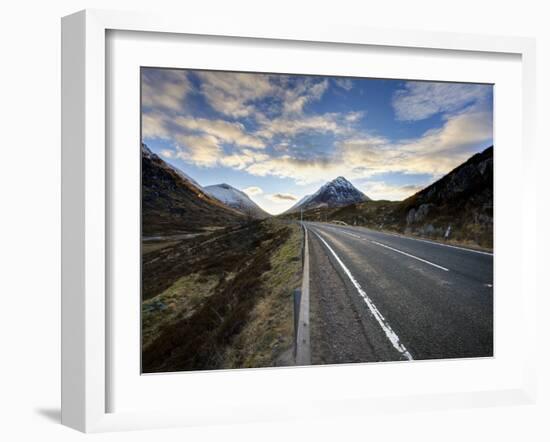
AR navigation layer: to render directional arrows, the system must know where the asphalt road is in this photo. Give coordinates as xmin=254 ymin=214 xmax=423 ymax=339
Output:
xmin=305 ymin=221 xmax=493 ymax=364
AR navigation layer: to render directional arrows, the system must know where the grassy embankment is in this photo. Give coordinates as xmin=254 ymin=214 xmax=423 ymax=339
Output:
xmin=141 ymin=219 xmax=302 ymax=373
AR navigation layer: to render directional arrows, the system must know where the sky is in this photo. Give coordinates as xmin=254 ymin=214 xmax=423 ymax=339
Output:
xmin=141 ymin=68 xmax=493 ymax=215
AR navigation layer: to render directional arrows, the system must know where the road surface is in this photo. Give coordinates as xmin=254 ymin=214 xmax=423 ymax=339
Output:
xmin=305 ymin=221 xmax=493 ymax=364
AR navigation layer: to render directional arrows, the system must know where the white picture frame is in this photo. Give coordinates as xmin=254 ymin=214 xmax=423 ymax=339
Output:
xmin=61 ymin=9 xmax=537 ymax=433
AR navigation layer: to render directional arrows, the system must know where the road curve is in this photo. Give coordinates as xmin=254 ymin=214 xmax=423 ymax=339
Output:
xmin=305 ymin=221 xmax=493 ymax=365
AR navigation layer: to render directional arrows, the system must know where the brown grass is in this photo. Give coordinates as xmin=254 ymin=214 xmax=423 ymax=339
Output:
xmin=223 ymin=223 xmax=301 ymax=368
xmin=141 ymin=219 xmax=302 ymax=373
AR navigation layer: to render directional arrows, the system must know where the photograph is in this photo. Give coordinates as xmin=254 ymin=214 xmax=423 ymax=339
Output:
xmin=140 ymin=68 xmax=494 ymax=373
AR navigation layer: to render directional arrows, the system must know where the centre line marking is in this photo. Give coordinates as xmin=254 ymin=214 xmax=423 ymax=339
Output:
xmin=311 ymin=229 xmax=413 ymax=361
xmin=336 ymin=230 xmax=362 ymax=239
xmin=372 ymin=231 xmax=494 ymax=256
xmin=370 ymin=240 xmax=449 ymax=272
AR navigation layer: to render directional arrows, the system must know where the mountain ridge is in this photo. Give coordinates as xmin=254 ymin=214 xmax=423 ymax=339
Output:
xmin=285 ymin=176 xmax=370 ymax=214
xmin=204 ymin=183 xmax=270 ymax=219
xmin=141 ymin=144 xmax=244 ymax=235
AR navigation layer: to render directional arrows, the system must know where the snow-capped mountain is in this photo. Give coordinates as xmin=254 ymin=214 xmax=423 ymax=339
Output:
xmin=204 ymin=183 xmax=270 ymax=219
xmin=286 ymin=176 xmax=370 ymax=213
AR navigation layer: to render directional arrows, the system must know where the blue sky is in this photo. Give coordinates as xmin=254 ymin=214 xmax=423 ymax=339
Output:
xmin=142 ymin=68 xmax=493 ymax=214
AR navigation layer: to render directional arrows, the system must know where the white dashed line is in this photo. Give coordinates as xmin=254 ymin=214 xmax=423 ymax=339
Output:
xmin=365 ymin=230 xmax=493 ymax=256
xmin=370 ymin=240 xmax=449 ymax=272
xmin=337 ymin=230 xmax=362 ymax=239
xmin=322 ymin=224 xmax=449 ymax=272
xmin=311 ymin=229 xmax=413 ymax=361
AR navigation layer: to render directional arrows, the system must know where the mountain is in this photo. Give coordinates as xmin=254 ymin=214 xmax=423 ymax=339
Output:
xmin=286 ymin=176 xmax=370 ymax=213
xmin=397 ymin=146 xmax=493 ymax=241
xmin=299 ymin=146 xmax=493 ymax=248
xmin=204 ymin=183 xmax=270 ymax=219
xmin=141 ymin=144 xmax=244 ymax=236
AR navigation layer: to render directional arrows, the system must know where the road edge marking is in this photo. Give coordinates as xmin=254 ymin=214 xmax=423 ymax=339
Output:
xmin=370 ymin=240 xmax=449 ymax=272
xmin=311 ymin=229 xmax=413 ymax=361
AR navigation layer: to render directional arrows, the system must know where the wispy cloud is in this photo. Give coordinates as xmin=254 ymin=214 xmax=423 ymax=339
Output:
xmin=142 ymin=112 xmax=170 ymax=139
xmin=334 ymin=78 xmax=354 ymax=91
xmin=142 ymin=69 xmax=190 ymax=112
xmin=392 ymin=81 xmax=490 ymax=121
xmin=345 ymin=111 xmax=365 ymax=123
xmin=359 ymin=181 xmax=425 ymax=201
xmin=159 ymin=149 xmax=175 ymax=159
xmin=219 ymin=149 xmax=269 ymax=169
xmin=197 ymin=71 xmax=275 ymax=118
xmin=256 ymin=112 xmax=351 ymax=139
xmin=268 ymin=193 xmax=298 ymax=202
xmin=280 ymin=78 xmax=329 ymax=114
xmin=172 ymin=134 xmax=221 ymax=167
xmin=174 ymin=116 xmax=265 ymax=149
xmin=243 ymin=186 xmax=263 ymax=196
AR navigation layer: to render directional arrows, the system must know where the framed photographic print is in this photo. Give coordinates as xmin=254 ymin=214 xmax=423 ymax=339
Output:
xmin=61 ymin=9 xmax=537 ymax=432
xmin=140 ymin=67 xmax=494 ymax=373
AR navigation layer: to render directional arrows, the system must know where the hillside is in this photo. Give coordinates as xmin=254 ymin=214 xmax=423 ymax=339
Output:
xmin=204 ymin=183 xmax=270 ymax=219
xmin=141 ymin=144 xmax=244 ymax=236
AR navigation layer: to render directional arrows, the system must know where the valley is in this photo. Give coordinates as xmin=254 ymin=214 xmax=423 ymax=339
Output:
xmin=141 ymin=143 xmax=494 ymax=371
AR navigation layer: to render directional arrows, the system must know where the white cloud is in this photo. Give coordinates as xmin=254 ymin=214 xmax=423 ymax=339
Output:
xmin=159 ymin=149 xmax=175 ymax=159
xmin=268 ymin=193 xmax=298 ymax=202
xmin=392 ymin=81 xmax=491 ymax=121
xmin=174 ymin=134 xmax=221 ymax=167
xmin=334 ymin=78 xmax=354 ymax=91
xmin=281 ymin=78 xmax=329 ymax=114
xmin=257 ymin=112 xmax=349 ymax=139
xmin=141 ymin=69 xmax=190 ymax=112
xmin=219 ymin=149 xmax=269 ymax=169
xmin=360 ymin=181 xmax=425 ymax=201
xmin=197 ymin=71 xmax=275 ymax=118
xmin=174 ymin=116 xmax=265 ymax=149
xmin=196 ymin=72 xmax=330 ymax=120
xmin=142 ymin=113 xmax=170 ymax=139
xmin=243 ymin=186 xmax=263 ymax=196
xmin=345 ymin=111 xmax=365 ymax=123
xmin=340 ymin=109 xmax=493 ymax=177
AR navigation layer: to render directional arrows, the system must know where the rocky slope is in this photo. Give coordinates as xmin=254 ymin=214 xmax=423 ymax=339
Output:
xmin=398 ymin=146 xmax=493 ymax=245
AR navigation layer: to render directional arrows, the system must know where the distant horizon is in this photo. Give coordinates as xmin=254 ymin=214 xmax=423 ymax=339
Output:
xmin=142 ymin=68 xmax=493 ymax=215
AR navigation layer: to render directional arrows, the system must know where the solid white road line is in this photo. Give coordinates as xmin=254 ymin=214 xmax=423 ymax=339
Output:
xmin=370 ymin=240 xmax=449 ymax=272
xmin=312 ymin=230 xmax=414 ymax=361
